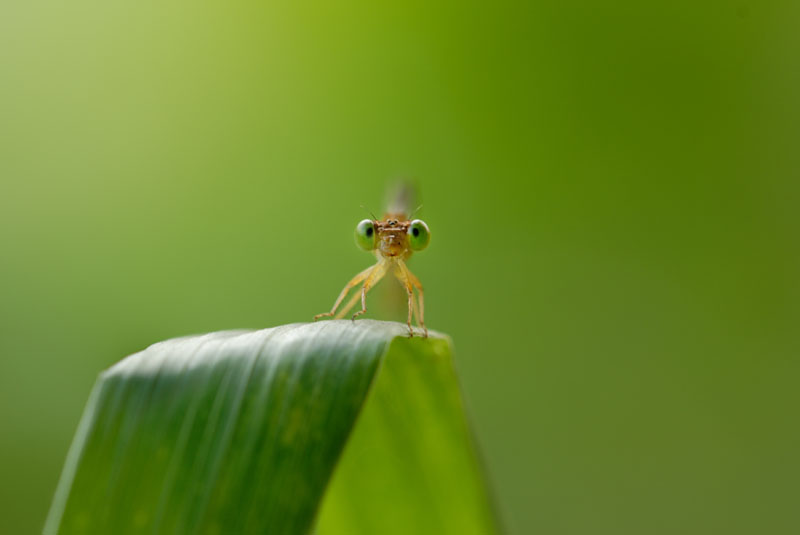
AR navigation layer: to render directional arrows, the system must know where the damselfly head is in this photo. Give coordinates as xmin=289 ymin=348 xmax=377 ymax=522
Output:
xmin=354 ymin=216 xmax=430 ymax=258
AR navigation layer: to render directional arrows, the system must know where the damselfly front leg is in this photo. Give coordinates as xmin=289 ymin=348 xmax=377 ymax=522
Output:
xmin=395 ymin=260 xmax=428 ymax=337
xmin=351 ymin=260 xmax=388 ymax=320
xmin=334 ymin=289 xmax=362 ymax=320
xmin=314 ymin=265 xmax=375 ymax=321
xmin=407 ymin=267 xmax=427 ymax=338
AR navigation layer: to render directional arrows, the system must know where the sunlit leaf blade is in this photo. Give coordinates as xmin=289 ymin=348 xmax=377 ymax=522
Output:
xmin=44 ymin=320 xmax=497 ymax=534
xmin=317 ymin=336 xmax=498 ymax=535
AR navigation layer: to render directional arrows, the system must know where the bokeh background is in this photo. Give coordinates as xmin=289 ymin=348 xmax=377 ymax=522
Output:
xmin=2 ymin=1 xmax=799 ymax=533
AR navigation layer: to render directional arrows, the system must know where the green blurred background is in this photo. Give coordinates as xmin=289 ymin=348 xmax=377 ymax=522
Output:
xmin=2 ymin=1 xmax=799 ymax=533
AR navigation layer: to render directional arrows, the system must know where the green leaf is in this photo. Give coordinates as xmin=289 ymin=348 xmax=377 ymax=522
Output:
xmin=45 ymin=320 xmax=498 ymax=534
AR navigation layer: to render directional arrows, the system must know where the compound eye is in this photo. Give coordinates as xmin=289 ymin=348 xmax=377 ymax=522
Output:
xmin=354 ymin=219 xmax=377 ymax=250
xmin=407 ymin=219 xmax=430 ymax=251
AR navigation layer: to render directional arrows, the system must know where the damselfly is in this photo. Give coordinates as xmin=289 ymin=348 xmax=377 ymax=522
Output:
xmin=314 ymin=185 xmax=430 ymax=337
